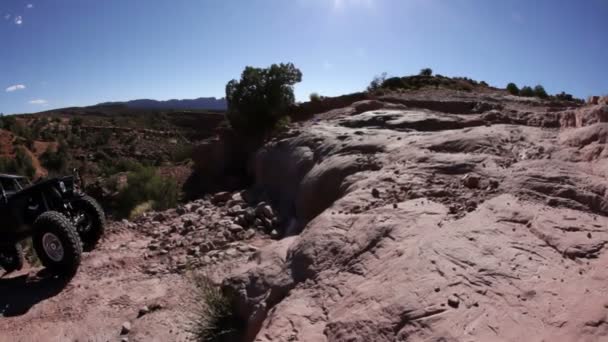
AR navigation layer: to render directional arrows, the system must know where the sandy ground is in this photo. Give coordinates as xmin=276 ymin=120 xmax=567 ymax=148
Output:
xmin=0 ymin=224 xmax=194 ymax=342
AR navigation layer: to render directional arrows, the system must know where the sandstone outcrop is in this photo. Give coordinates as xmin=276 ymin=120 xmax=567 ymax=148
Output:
xmin=224 ymin=89 xmax=608 ymax=341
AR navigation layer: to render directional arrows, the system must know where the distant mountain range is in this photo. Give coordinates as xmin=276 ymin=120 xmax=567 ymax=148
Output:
xmin=98 ymin=97 xmax=227 ymax=111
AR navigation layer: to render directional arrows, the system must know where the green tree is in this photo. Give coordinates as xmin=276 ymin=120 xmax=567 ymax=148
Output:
xmin=225 ymin=63 xmax=302 ymax=136
xmin=519 ymin=86 xmax=534 ymax=97
xmin=506 ymin=83 xmax=520 ymax=95
xmin=419 ymin=68 xmax=433 ymax=76
xmin=533 ymin=85 xmax=548 ymax=99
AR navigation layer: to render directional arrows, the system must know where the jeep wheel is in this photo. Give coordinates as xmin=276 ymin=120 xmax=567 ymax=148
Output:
xmin=71 ymin=195 xmax=105 ymax=250
xmin=33 ymin=212 xmax=83 ymax=276
xmin=0 ymin=244 xmax=24 ymax=273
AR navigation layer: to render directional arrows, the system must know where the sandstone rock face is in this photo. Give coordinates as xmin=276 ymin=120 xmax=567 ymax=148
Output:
xmin=225 ymin=90 xmax=608 ymax=341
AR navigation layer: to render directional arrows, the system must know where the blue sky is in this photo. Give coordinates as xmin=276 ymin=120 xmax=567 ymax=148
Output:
xmin=1 ymin=0 xmax=607 ymax=114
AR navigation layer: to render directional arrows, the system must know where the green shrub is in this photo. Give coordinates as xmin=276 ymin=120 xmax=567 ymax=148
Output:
xmin=171 ymin=145 xmax=193 ymax=163
xmin=115 ymin=167 xmax=180 ymax=218
xmin=70 ymin=117 xmax=83 ymax=126
xmin=0 ymin=117 xmax=34 ymax=141
xmin=480 ymin=81 xmax=489 ymax=87
xmin=519 ymin=86 xmax=534 ymax=97
xmin=41 ymin=141 xmax=70 ymax=173
xmin=225 ymin=63 xmax=302 ymax=137
xmin=506 ymin=83 xmax=520 ymax=95
xmin=0 ymin=147 xmax=36 ymax=178
xmin=555 ymin=91 xmax=575 ymax=101
xmin=419 ymin=68 xmax=433 ymax=76
xmin=534 ymin=85 xmax=548 ymax=99
xmin=0 ymin=116 xmax=18 ymax=131
xmin=188 ymin=274 xmax=244 ymax=342
xmin=99 ymin=158 xmax=144 ymax=177
xmin=271 ymin=115 xmax=292 ymax=135
xmin=367 ymin=72 xmax=388 ymax=92
xmin=309 ymin=92 xmax=321 ymax=102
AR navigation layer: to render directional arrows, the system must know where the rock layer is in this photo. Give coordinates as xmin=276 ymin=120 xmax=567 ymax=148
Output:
xmin=225 ymin=89 xmax=608 ymax=342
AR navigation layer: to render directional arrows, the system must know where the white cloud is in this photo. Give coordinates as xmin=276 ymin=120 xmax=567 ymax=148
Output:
xmin=27 ymin=4 xmax=34 ymax=9
xmin=14 ymin=16 xmax=23 ymax=25
xmin=29 ymin=99 xmax=48 ymax=105
xmin=5 ymin=84 xmax=26 ymax=92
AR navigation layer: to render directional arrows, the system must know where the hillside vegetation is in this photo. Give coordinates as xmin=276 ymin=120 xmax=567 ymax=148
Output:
xmin=0 ymin=105 xmax=225 ymax=218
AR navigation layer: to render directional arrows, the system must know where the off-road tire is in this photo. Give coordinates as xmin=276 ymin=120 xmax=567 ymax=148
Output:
xmin=72 ymin=195 xmax=106 ymax=250
xmin=33 ymin=211 xmax=83 ymax=276
xmin=0 ymin=244 xmax=24 ymax=273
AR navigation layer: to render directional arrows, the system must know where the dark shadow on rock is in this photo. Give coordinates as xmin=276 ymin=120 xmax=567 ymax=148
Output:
xmin=0 ymin=269 xmax=73 ymax=317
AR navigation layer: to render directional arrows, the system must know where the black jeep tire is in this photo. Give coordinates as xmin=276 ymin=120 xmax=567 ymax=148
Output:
xmin=0 ymin=244 xmax=24 ymax=273
xmin=72 ymin=195 xmax=105 ymax=250
xmin=33 ymin=212 xmax=83 ymax=276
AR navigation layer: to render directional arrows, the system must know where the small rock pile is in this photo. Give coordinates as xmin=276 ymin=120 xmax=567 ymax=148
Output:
xmin=121 ymin=190 xmax=283 ymax=273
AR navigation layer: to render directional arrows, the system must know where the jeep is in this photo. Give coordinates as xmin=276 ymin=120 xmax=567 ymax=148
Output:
xmin=0 ymin=172 xmax=105 ymax=275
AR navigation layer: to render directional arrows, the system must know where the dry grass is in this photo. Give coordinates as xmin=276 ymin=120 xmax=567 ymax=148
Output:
xmin=19 ymin=238 xmax=41 ymax=267
xmin=187 ymin=274 xmax=244 ymax=342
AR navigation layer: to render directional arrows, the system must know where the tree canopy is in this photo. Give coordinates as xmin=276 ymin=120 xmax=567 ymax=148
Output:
xmin=225 ymin=63 xmax=302 ymax=136
xmin=506 ymin=83 xmax=520 ymax=95
xmin=419 ymin=68 xmax=433 ymax=76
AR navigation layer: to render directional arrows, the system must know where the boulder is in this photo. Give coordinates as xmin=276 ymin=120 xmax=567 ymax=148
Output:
xmin=588 ymin=95 xmax=600 ymax=105
xmin=211 ymin=191 xmax=232 ymax=205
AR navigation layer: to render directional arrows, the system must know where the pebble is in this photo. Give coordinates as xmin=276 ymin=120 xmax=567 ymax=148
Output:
xmin=447 ymin=295 xmax=460 ymax=309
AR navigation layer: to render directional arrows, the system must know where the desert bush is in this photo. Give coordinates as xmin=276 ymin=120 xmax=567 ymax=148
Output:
xmin=367 ymin=72 xmax=388 ymax=92
xmin=188 ymin=274 xmax=244 ymax=342
xmin=309 ymin=92 xmax=321 ymax=102
xmin=70 ymin=117 xmax=83 ymax=126
xmin=419 ymin=68 xmax=433 ymax=76
xmin=381 ymin=76 xmax=405 ymax=90
xmin=0 ymin=117 xmax=34 ymax=141
xmin=519 ymin=86 xmax=534 ymax=97
xmin=506 ymin=83 xmax=520 ymax=95
xmin=128 ymin=201 xmax=154 ymax=220
xmin=225 ymin=63 xmax=302 ymax=137
xmin=18 ymin=238 xmax=40 ymax=267
xmin=99 ymin=158 xmax=144 ymax=177
xmin=271 ymin=115 xmax=292 ymax=136
xmin=555 ymin=91 xmax=574 ymax=101
xmin=480 ymin=81 xmax=489 ymax=87
xmin=115 ymin=167 xmax=180 ymax=218
xmin=41 ymin=141 xmax=70 ymax=173
xmin=171 ymin=145 xmax=193 ymax=163
xmin=534 ymin=85 xmax=548 ymax=99
xmin=0 ymin=116 xmax=18 ymax=131
xmin=0 ymin=147 xmax=36 ymax=178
